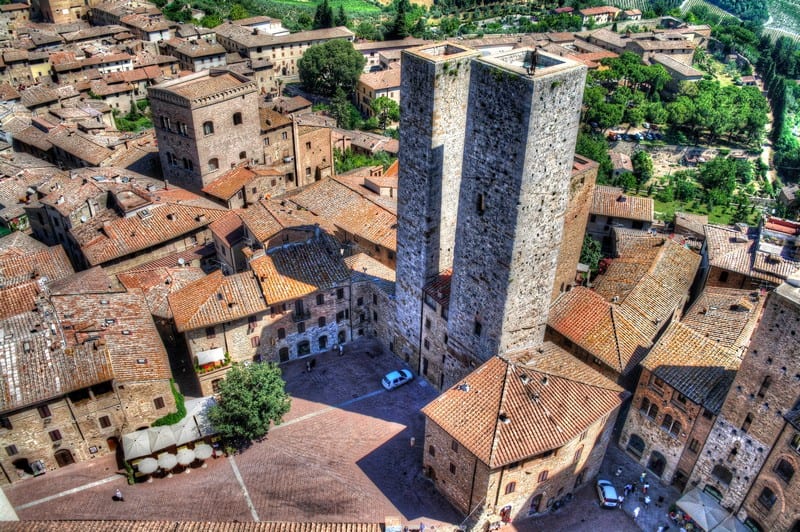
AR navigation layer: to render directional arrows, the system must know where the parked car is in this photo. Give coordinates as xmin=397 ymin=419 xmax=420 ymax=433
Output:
xmin=596 ymin=479 xmax=619 ymax=508
xmin=382 ymin=369 xmax=413 ymax=390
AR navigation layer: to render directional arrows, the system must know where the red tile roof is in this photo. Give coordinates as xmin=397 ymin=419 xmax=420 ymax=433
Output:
xmin=422 ymin=346 xmax=625 ymax=467
xmin=169 ymin=270 xmax=267 ymax=332
xmin=423 ymin=269 xmax=452 ymax=307
xmin=591 ymin=186 xmax=653 ymax=222
xmin=202 ymin=166 xmax=257 ymax=200
xmin=118 ymin=266 xmax=206 ymax=319
xmin=680 ymin=287 xmax=764 ymax=354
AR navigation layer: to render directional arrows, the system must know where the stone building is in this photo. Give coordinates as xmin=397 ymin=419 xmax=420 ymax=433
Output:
xmin=0 ymin=280 xmax=175 ymax=483
xmin=38 ymin=0 xmax=87 ymax=23
xmin=619 ymin=287 xmax=763 ymax=490
xmin=551 ymin=155 xmax=597 ymax=300
xmin=395 ymin=44 xmax=587 ymax=378
xmin=148 ymin=69 xmax=263 ymax=191
xmin=354 ymin=67 xmax=401 ymax=118
xmin=421 ymin=344 xmax=626 ymax=526
xmin=587 ymin=185 xmax=654 ymax=249
xmin=688 ymin=280 xmax=800 ymax=528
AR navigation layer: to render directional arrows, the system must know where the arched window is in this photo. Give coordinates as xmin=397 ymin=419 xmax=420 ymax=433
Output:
xmin=627 ymin=434 xmax=646 ymax=458
xmin=538 ymin=470 xmax=548 ymax=483
xmin=757 ymin=487 xmax=777 ymax=510
xmin=203 ymin=121 xmax=214 ymax=135
xmin=233 ymin=112 xmax=242 ymax=125
xmin=505 ymin=482 xmax=516 ymax=495
xmin=641 ymin=397 xmax=650 ymax=412
xmin=641 ymin=398 xmax=658 ymax=421
xmin=662 ymin=414 xmax=681 ymax=437
xmin=775 ymin=458 xmax=795 ymax=483
xmin=239 ymin=151 xmax=247 ymax=160
xmin=711 ymin=464 xmax=733 ymax=486
xmin=208 ymin=158 xmax=219 ymax=171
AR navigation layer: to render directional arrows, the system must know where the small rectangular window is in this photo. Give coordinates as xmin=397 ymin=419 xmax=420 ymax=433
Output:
xmin=449 ymin=462 xmax=456 ymax=475
xmin=153 ymin=397 xmax=165 ymax=410
xmin=49 ymin=429 xmax=62 ymax=442
xmin=337 ymin=288 xmax=344 ymax=300
xmin=451 ymin=440 xmax=458 ymax=452
xmin=38 ymin=405 xmax=51 ymax=418
xmin=474 ymin=320 xmax=482 ymax=336
xmin=0 ymin=417 xmax=11 ymax=430
xmin=251 ymin=336 xmax=261 ymax=347
xmin=5 ymin=445 xmax=18 ymax=456
xmin=297 ymin=322 xmax=305 ymax=334
xmin=99 ymin=415 xmax=112 ymax=428
xmin=205 ymin=327 xmax=216 ymax=339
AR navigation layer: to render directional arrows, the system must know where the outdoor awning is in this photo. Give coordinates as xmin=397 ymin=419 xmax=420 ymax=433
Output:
xmin=196 ymin=347 xmax=225 ymax=366
xmin=172 ymin=418 xmax=202 ymax=446
xmin=676 ymin=488 xmax=731 ymax=531
xmin=122 ymin=429 xmax=151 ymax=461
xmin=711 ymin=514 xmax=749 ymax=532
xmin=147 ymin=426 xmax=176 ymax=453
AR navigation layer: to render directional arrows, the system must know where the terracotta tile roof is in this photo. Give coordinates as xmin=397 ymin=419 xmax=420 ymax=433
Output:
xmin=580 ymin=6 xmax=620 ymax=15
xmin=680 ymin=287 xmax=764 ymax=354
xmin=674 ymin=212 xmax=707 ymax=237
xmin=250 ymin=238 xmax=350 ymax=304
xmin=48 ymin=266 xmax=122 ymax=295
xmin=209 ymin=211 xmax=244 ymax=246
xmin=0 ymin=310 xmax=114 ymax=413
xmin=289 ymin=178 xmax=397 ymax=250
xmin=118 ymin=244 xmax=214 ymax=271
xmin=548 ymin=287 xmax=652 ymax=374
xmin=705 ymin=224 xmax=800 ymax=285
xmin=423 ymin=346 xmax=625 ymax=467
xmin=642 ymin=322 xmax=740 ymax=413
xmin=73 ymin=202 xmax=227 ymax=266
xmin=169 ymin=270 xmax=267 ymax=332
xmin=151 ymin=70 xmax=253 ymax=102
xmin=0 ymin=242 xmax=73 ymax=289
xmin=0 ymin=283 xmax=41 ymax=320
xmin=608 ymin=151 xmax=632 ymax=171
xmin=358 ymin=68 xmax=401 ymax=91
xmin=239 ymin=198 xmax=329 ymax=245
xmin=52 ymin=290 xmax=172 ymax=382
xmin=591 ymin=185 xmax=653 ymax=222
xmin=47 ymin=127 xmax=113 ymax=166
xmin=423 ymin=269 xmax=452 ymax=307
xmin=201 ymin=166 xmax=256 ymax=200
xmin=344 ymin=253 xmax=395 ymax=296
xmin=118 ymin=265 xmax=206 ymax=319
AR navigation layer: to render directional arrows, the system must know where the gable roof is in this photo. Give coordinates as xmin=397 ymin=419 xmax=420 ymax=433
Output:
xmin=422 ymin=346 xmax=625 ymax=467
xmin=548 ymin=286 xmax=652 ymax=374
xmin=591 ymin=185 xmax=653 ymax=222
xmin=250 ymin=239 xmax=350 ymax=304
xmin=642 ymin=322 xmax=740 ymax=414
xmin=118 ymin=265 xmax=206 ymax=319
xmin=705 ymin=224 xmax=800 ymax=285
xmin=169 ymin=270 xmax=267 ymax=332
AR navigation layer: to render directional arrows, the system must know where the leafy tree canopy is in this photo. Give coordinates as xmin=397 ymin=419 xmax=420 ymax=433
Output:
xmin=371 ymin=96 xmax=399 ymax=130
xmin=298 ymin=39 xmax=365 ymax=97
xmin=313 ymin=0 xmax=334 ymax=29
xmin=208 ymin=362 xmax=291 ymax=447
xmin=580 ymin=235 xmax=602 ymax=273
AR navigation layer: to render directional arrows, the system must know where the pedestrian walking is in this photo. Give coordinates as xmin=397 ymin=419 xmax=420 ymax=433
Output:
xmin=633 ymin=506 xmax=640 ymax=520
xmin=306 ymin=360 xmax=312 ymax=372
xmin=338 ymin=345 xmax=344 ymax=356
xmin=114 ymin=488 xmax=124 ymax=502
xmin=310 ymin=358 xmax=316 ymax=370
xmin=643 ymin=482 xmax=650 ymax=495
xmin=644 ymin=495 xmax=652 ymax=507
xmin=618 ymin=495 xmax=624 ymax=508
xmin=640 ymin=472 xmax=646 ymax=484
xmin=624 ymin=483 xmax=632 ymax=496
xmin=419 ymin=522 xmax=425 ymax=532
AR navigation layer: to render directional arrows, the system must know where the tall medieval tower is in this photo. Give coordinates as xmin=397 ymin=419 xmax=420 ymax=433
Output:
xmin=395 ymin=43 xmax=587 ymax=374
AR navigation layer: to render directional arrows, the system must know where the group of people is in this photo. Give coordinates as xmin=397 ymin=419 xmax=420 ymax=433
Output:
xmin=620 ymin=472 xmax=654 ymax=522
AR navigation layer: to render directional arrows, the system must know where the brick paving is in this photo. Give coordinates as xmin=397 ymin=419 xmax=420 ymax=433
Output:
xmin=1 ymin=338 xmax=673 ymax=531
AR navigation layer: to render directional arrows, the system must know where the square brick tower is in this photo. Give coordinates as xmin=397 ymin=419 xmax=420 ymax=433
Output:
xmin=395 ymin=43 xmax=481 ymax=366
xmin=445 ymin=49 xmax=587 ymax=361
xmin=149 ymin=70 xmax=262 ymax=191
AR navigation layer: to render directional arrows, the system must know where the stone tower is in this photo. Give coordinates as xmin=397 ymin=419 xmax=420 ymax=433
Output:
xmin=445 ymin=49 xmax=587 ymax=361
xmin=149 ymin=69 xmax=262 ymax=191
xmin=395 ymin=43 xmax=480 ymax=365
xmin=688 ymin=280 xmax=800 ymax=519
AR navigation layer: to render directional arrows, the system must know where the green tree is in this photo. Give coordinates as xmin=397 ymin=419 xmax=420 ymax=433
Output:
xmin=334 ymin=4 xmax=347 ymax=27
xmin=575 ymin=132 xmax=613 ymax=183
xmin=386 ymin=0 xmax=410 ymax=40
xmin=632 ymin=150 xmax=653 ymax=186
xmin=371 ymin=96 xmax=399 ymax=131
xmin=355 ymin=21 xmax=379 ymax=40
xmin=208 ymin=362 xmax=291 ymax=447
xmin=580 ymin=235 xmax=602 ymax=274
xmin=330 ymin=88 xmax=352 ymax=128
xmin=298 ymin=39 xmax=365 ymax=96
xmin=229 ymin=3 xmax=249 ymax=20
xmin=313 ymin=0 xmax=334 ymax=29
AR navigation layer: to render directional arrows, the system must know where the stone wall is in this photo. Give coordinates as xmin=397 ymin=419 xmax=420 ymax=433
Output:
xmin=689 ymin=285 xmax=800 ymax=510
xmin=619 ymin=369 xmax=700 ymax=485
xmin=447 ymin=51 xmax=586 ymax=362
xmin=740 ymin=422 xmax=800 ymax=531
xmin=295 ymin=126 xmax=333 ymax=188
xmin=552 ymin=157 xmax=597 ymax=303
xmin=395 ymin=44 xmax=480 ymax=370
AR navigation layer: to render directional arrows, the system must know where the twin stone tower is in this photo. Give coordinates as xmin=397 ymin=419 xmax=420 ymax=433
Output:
xmin=395 ymin=43 xmax=587 ymax=384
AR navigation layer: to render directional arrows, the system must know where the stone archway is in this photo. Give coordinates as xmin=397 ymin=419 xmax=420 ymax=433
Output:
xmin=647 ymin=450 xmax=667 ymax=478
xmin=54 ymin=449 xmax=74 ymax=467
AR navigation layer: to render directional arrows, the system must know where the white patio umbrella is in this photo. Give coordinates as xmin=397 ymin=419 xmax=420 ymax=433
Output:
xmin=157 ymin=453 xmax=178 ymax=471
xmin=176 ymin=448 xmax=195 ymax=472
xmin=122 ymin=430 xmax=151 ymax=461
xmin=172 ymin=420 xmax=201 ymax=447
xmin=148 ymin=426 xmax=176 ymax=453
xmin=677 ymin=488 xmax=730 ymax=531
xmin=136 ymin=457 xmax=158 ymax=475
xmin=193 ymin=443 xmax=213 ymax=460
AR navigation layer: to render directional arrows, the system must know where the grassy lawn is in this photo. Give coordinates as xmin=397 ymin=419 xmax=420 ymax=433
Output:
xmin=653 ymin=197 xmax=759 ymax=225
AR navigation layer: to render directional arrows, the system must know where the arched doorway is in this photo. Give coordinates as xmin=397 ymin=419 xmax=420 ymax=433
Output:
xmin=528 ymin=494 xmax=543 ymax=516
xmin=106 ymin=437 xmax=118 ymax=451
xmin=278 ymin=347 xmax=289 ymax=362
xmin=318 ymin=335 xmax=328 ymax=349
xmin=627 ymin=434 xmax=646 ymax=459
xmin=54 ymin=449 xmax=75 ymax=467
xmin=337 ymin=330 xmax=346 ymax=344
xmin=647 ymin=451 xmax=667 ymax=478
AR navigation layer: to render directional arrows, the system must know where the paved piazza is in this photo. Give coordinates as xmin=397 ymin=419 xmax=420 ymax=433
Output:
xmin=2 ymin=338 xmax=643 ymax=531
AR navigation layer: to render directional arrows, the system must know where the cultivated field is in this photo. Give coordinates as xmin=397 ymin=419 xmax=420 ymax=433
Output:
xmin=766 ymin=0 xmax=800 ymax=39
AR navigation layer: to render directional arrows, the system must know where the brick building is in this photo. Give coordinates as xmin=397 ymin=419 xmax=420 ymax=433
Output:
xmin=688 ymin=280 xmax=800 ymax=529
xmin=148 ymin=69 xmax=263 ymax=191
xmin=421 ymin=345 xmax=626 ymax=526
xmin=0 ymin=281 xmax=175 ymax=483
xmin=619 ymin=287 xmax=763 ymax=490
xmin=587 ymin=185 xmax=654 ymax=249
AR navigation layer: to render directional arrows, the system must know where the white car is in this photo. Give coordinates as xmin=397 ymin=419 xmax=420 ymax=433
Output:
xmin=596 ymin=479 xmax=619 ymax=508
xmin=382 ymin=369 xmax=413 ymax=390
